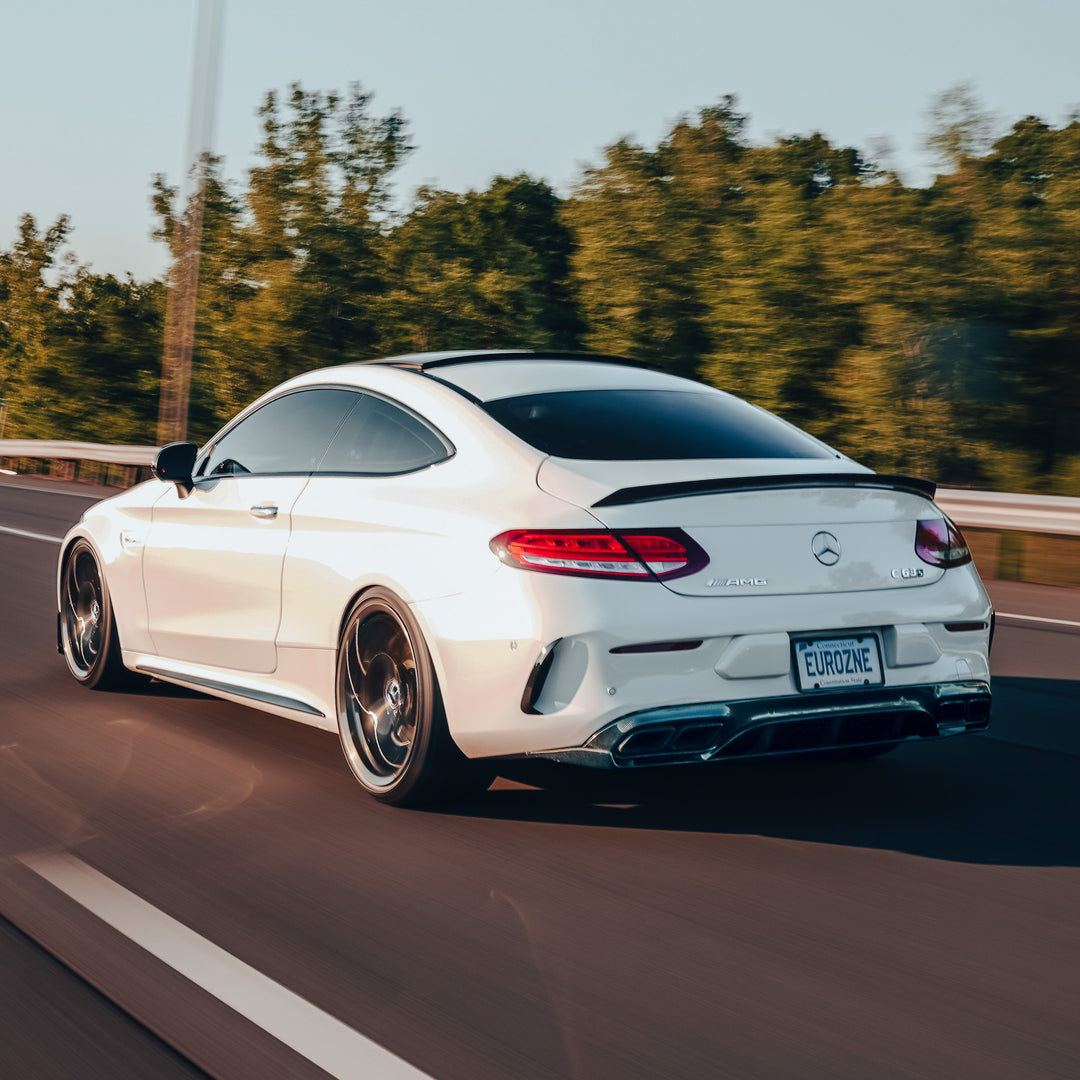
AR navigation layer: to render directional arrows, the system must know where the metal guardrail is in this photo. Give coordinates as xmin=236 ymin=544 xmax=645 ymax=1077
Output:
xmin=935 ymin=489 xmax=1080 ymax=538
xmin=1 ymin=439 xmax=1078 ymax=535
xmin=0 ymin=440 xmax=158 ymax=469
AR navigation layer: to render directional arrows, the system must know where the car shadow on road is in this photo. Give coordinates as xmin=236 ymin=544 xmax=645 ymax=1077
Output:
xmin=104 ymin=678 xmax=213 ymax=701
xmin=456 ymin=725 xmax=1080 ymax=868
xmin=101 ymin=668 xmax=1080 ymax=868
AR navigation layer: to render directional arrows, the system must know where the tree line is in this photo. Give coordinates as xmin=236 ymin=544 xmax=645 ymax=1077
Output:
xmin=1 ymin=82 xmax=1078 ymax=494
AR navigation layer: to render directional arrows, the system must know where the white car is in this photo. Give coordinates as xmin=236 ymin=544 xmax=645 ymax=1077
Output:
xmin=57 ymin=351 xmax=993 ymax=805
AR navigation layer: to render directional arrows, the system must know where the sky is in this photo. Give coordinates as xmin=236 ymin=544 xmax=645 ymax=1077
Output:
xmin=4 ymin=0 xmax=1078 ymax=281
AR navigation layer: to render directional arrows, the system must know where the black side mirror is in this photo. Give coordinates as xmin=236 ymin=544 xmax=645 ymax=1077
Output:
xmin=153 ymin=442 xmax=198 ymax=496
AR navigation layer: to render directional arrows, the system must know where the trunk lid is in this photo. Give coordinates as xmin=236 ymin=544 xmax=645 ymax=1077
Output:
xmin=537 ymin=458 xmax=945 ymax=597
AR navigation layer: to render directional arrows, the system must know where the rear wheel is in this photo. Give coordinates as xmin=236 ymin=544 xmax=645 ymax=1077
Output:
xmin=59 ymin=539 xmax=133 ymax=690
xmin=336 ymin=589 xmax=493 ymax=806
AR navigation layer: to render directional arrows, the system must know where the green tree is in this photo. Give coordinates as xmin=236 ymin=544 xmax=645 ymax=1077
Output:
xmin=40 ymin=272 xmax=164 ymax=442
xmin=379 ymin=174 xmax=582 ymax=353
xmin=152 ymin=82 xmax=412 ymax=437
xmin=0 ymin=214 xmax=73 ymax=437
xmin=563 ymin=100 xmax=751 ymax=377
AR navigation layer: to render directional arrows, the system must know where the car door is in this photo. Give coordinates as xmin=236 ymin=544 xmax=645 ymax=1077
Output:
xmin=143 ymin=388 xmax=360 ymax=672
xmin=277 ymin=392 xmax=457 ymax=651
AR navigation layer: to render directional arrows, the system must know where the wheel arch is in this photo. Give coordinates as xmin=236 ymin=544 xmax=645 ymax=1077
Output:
xmin=334 ymin=582 xmax=461 ymax=750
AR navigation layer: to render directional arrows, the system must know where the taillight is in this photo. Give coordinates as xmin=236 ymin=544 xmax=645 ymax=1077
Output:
xmin=915 ymin=517 xmax=971 ymax=568
xmin=490 ymin=529 xmax=707 ymax=580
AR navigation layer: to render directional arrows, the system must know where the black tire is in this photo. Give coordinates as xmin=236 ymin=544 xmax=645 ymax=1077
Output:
xmin=335 ymin=588 xmax=493 ymax=807
xmin=59 ymin=539 xmax=135 ymax=690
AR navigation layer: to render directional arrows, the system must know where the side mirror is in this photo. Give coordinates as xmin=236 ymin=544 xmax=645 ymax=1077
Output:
xmin=153 ymin=442 xmax=198 ymax=496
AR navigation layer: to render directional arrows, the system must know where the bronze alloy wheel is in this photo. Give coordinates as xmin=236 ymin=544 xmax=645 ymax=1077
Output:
xmin=336 ymin=588 xmax=492 ymax=806
xmin=60 ymin=539 xmax=131 ymax=689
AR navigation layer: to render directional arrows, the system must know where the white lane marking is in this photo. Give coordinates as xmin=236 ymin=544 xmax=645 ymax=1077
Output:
xmin=18 ymin=852 xmax=434 ymax=1080
xmin=0 ymin=523 xmax=62 ymax=544
xmin=997 ymin=611 xmax=1080 ymax=629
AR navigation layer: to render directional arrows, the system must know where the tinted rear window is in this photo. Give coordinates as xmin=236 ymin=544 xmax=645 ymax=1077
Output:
xmin=317 ymin=394 xmax=451 ymax=475
xmin=482 ymin=390 xmax=834 ymax=460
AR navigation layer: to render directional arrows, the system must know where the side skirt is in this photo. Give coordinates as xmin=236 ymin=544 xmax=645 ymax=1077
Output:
xmin=135 ymin=663 xmax=325 ymax=718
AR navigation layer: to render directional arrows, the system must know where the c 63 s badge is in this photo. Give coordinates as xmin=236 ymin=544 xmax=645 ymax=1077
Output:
xmin=891 ymin=567 xmax=926 ymax=579
xmin=706 ymin=577 xmax=768 ymax=587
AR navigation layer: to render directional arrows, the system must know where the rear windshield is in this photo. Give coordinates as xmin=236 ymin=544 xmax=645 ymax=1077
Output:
xmin=482 ymin=389 xmax=834 ymax=460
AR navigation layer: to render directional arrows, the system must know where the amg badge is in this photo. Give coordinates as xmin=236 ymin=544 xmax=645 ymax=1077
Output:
xmin=705 ymin=577 xmax=768 ymax=587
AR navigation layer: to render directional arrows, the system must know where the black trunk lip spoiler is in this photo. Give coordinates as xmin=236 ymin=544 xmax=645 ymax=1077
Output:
xmin=591 ymin=473 xmax=937 ymax=508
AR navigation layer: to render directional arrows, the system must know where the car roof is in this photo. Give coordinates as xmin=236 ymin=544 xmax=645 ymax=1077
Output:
xmin=348 ymin=349 xmax=639 ymax=370
xmin=346 ymin=350 xmax=718 ymax=403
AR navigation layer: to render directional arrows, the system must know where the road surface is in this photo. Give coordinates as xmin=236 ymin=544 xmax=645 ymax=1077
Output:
xmin=1 ymin=477 xmax=1077 ymax=1079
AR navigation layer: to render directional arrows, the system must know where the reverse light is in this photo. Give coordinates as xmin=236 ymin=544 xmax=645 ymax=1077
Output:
xmin=915 ymin=517 xmax=972 ymax=568
xmin=490 ymin=529 xmax=708 ymax=580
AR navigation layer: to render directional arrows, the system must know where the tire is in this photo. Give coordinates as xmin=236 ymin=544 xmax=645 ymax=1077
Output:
xmin=335 ymin=588 xmax=493 ymax=807
xmin=59 ymin=539 xmax=135 ymax=690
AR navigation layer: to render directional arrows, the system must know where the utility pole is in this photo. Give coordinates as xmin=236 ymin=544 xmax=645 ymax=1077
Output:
xmin=157 ymin=0 xmax=225 ymax=446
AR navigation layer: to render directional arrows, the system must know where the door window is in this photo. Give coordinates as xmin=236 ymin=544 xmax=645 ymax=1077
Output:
xmin=200 ymin=389 xmax=360 ymax=477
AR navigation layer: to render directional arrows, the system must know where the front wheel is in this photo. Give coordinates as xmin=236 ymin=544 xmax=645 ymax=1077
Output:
xmin=59 ymin=539 xmax=133 ymax=690
xmin=336 ymin=589 xmax=493 ymax=806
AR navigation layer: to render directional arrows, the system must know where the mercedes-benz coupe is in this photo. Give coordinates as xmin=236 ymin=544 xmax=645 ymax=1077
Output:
xmin=58 ymin=351 xmax=993 ymax=805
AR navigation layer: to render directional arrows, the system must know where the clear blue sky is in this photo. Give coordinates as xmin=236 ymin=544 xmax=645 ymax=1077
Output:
xmin=4 ymin=0 xmax=1078 ymax=280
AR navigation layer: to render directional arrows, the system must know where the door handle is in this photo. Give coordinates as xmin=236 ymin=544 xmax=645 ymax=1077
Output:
xmin=249 ymin=503 xmax=278 ymax=519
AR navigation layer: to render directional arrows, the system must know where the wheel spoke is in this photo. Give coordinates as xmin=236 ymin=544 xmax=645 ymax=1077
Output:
xmin=62 ymin=546 xmax=105 ymax=677
xmin=340 ymin=608 xmax=418 ymax=782
xmin=64 ymin=564 xmax=79 ymax=614
xmin=73 ymin=552 xmax=93 ymax=593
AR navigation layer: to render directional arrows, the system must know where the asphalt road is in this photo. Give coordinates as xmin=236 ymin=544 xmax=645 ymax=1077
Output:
xmin=1 ymin=478 xmax=1078 ymax=1079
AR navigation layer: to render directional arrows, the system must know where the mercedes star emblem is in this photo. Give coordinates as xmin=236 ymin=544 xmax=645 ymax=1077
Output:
xmin=811 ymin=531 xmax=842 ymax=566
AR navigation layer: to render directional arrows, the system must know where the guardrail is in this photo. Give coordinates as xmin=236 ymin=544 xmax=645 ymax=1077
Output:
xmin=1 ymin=437 xmax=1078 ymax=538
xmin=0 ymin=440 xmax=158 ymax=469
xmin=0 ymin=439 xmax=158 ymax=488
xmin=935 ymin=489 xmax=1080 ymax=537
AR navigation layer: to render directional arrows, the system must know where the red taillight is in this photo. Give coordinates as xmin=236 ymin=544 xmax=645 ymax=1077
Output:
xmin=490 ymin=529 xmax=707 ymax=580
xmin=915 ymin=517 xmax=972 ymax=568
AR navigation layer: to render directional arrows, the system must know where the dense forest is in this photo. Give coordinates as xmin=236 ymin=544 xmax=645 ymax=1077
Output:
xmin=1 ymin=83 xmax=1078 ymax=494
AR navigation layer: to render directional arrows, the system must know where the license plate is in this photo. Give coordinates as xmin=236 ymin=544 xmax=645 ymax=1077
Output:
xmin=793 ymin=635 xmax=883 ymax=691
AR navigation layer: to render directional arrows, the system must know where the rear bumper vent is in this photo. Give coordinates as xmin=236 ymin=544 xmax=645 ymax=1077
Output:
xmin=529 ymin=681 xmax=992 ymax=769
xmin=719 ymin=710 xmax=932 ymax=759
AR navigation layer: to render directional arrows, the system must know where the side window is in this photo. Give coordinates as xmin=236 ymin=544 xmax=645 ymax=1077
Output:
xmin=200 ymin=389 xmax=360 ymax=477
xmin=317 ymin=394 xmax=452 ymax=476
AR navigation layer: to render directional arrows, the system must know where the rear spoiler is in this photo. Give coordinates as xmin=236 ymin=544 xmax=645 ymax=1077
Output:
xmin=592 ymin=473 xmax=937 ymax=508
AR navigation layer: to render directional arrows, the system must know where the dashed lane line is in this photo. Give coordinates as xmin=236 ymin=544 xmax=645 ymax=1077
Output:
xmin=18 ymin=852 xmax=434 ymax=1080
xmin=0 ymin=523 xmax=62 ymax=544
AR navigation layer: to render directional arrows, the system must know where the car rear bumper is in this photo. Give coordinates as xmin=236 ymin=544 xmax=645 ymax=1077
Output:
xmin=522 ymin=680 xmax=991 ymax=768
